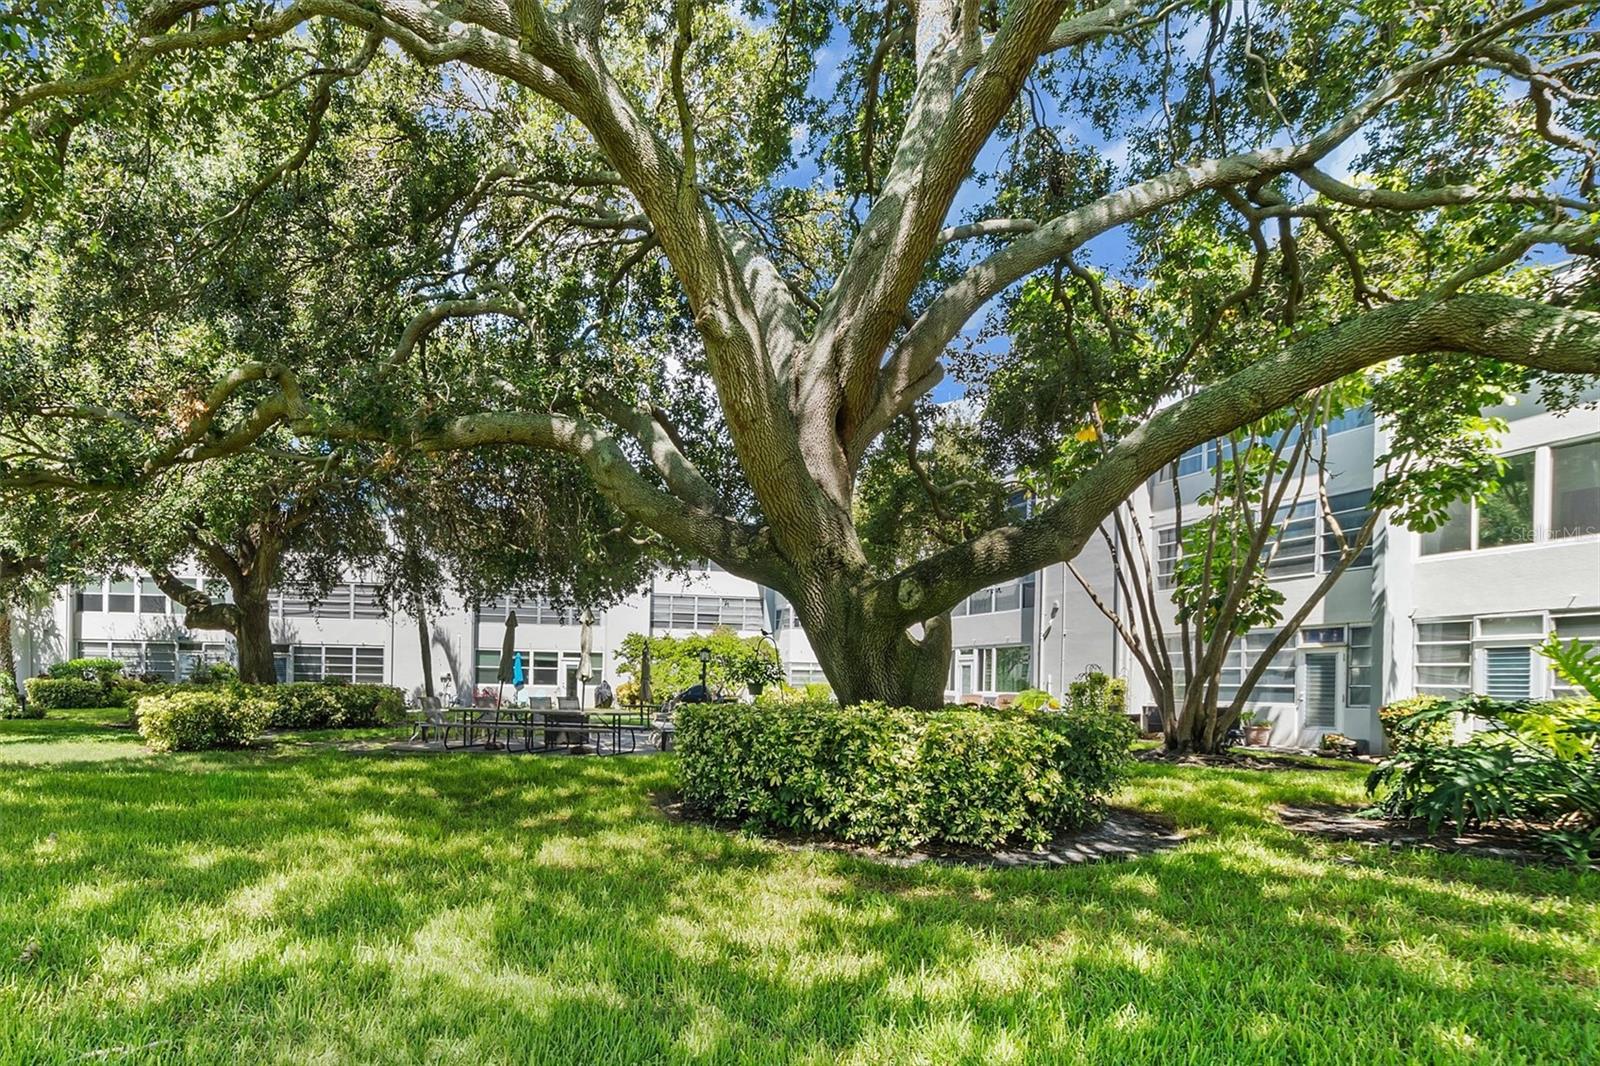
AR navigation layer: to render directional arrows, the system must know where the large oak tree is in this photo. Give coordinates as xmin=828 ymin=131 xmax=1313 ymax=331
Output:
xmin=2 ymin=0 xmax=1598 ymax=706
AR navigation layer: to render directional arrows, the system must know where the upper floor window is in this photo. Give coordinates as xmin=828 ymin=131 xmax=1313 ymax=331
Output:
xmin=1159 ymin=488 xmax=1373 ymax=589
xmin=949 ymin=578 xmax=1034 ymax=617
xmin=1553 ymin=439 xmax=1600 ymax=540
xmin=650 ymin=594 xmax=764 ymax=631
xmin=1420 ymin=451 xmax=1534 ymax=554
xmin=478 ymin=595 xmax=599 ymax=626
xmin=1418 ymin=441 xmax=1598 ymax=555
xmin=1162 ymin=407 xmax=1372 ymax=480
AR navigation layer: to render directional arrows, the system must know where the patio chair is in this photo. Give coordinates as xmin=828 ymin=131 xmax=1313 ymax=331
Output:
xmin=408 ymin=697 xmax=465 ymax=748
xmin=548 ymin=696 xmax=585 ymax=749
xmin=652 ymin=697 xmax=678 ymax=752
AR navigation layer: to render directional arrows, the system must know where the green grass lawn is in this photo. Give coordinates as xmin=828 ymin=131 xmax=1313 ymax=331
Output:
xmin=0 ymin=710 xmax=1594 ymax=1064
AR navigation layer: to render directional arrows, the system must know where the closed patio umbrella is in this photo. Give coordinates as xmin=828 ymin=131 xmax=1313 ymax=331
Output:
xmin=496 ymin=609 xmax=519 ymax=709
xmin=577 ymin=608 xmax=595 ymax=710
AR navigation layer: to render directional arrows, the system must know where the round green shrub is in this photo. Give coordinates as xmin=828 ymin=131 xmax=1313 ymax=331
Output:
xmin=677 ymin=699 xmax=1135 ymax=851
xmin=136 ymin=689 xmax=274 ymax=752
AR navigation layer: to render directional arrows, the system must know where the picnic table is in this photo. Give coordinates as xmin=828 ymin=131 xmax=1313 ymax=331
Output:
xmin=407 ymin=699 xmax=661 ymax=755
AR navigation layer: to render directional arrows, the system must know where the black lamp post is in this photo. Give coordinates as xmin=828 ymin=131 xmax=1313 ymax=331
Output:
xmin=697 ymin=645 xmax=712 ymax=691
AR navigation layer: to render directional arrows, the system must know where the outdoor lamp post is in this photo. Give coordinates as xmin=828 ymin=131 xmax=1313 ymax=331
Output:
xmin=697 ymin=646 xmax=712 ymax=691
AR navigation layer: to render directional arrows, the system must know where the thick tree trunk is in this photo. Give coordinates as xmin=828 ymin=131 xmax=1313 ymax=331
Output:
xmin=234 ymin=594 xmax=277 ymax=685
xmin=0 ymin=606 xmax=23 ymax=711
xmin=796 ymin=575 xmax=953 ymax=707
xmin=1163 ymin=697 xmax=1226 ymax=754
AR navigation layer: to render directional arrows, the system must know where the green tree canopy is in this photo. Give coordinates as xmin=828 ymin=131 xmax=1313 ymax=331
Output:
xmin=2 ymin=0 xmax=1598 ymax=705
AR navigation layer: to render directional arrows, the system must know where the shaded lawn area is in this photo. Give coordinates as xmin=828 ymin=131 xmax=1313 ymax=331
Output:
xmin=0 ymin=711 xmax=1595 ymax=1064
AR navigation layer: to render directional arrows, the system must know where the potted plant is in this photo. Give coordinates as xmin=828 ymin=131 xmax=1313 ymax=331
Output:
xmin=1241 ymin=711 xmax=1272 ymax=747
xmin=730 ymin=651 xmax=783 ymax=698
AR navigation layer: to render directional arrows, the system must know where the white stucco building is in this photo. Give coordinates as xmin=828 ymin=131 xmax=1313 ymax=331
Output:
xmin=10 ymin=392 xmax=1597 ymax=751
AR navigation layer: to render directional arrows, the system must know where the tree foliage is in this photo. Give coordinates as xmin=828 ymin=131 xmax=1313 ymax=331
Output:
xmin=2 ymin=0 xmax=1599 ymax=705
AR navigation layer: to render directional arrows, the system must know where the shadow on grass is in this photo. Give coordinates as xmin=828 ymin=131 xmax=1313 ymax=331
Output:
xmin=0 ymin=732 xmax=1595 ymax=1064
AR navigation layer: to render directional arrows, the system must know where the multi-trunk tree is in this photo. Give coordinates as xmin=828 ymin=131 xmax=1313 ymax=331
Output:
xmin=2 ymin=1 xmax=1599 ymax=707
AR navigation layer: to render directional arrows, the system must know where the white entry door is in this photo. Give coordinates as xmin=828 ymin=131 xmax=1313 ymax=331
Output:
xmin=1298 ymin=650 xmax=1343 ymax=736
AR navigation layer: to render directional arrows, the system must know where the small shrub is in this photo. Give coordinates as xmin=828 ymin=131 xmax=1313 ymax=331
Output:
xmin=0 ymin=673 xmax=39 ymax=719
xmin=1377 ymin=694 xmax=1453 ymax=750
xmin=1013 ymin=688 xmax=1059 ymax=711
xmin=46 ymin=657 xmax=126 ymax=682
xmin=1367 ymin=695 xmax=1600 ymax=865
xmin=678 ymin=698 xmax=1135 ymax=851
xmin=25 ymin=677 xmax=122 ymax=710
xmin=188 ymin=661 xmax=238 ymax=686
xmin=136 ymin=689 xmax=274 ymax=752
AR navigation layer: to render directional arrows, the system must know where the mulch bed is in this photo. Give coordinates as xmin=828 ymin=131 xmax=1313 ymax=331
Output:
xmin=1278 ymin=804 xmax=1563 ymax=866
xmin=654 ymin=793 xmax=1188 ymax=868
xmin=1135 ymin=749 xmax=1366 ymax=772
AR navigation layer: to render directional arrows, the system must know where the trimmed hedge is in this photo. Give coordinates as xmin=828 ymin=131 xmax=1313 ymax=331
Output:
xmin=249 ymin=682 xmax=405 ymax=729
xmin=25 ymin=677 xmax=123 ymax=710
xmin=678 ymin=699 xmax=1135 ymax=850
xmin=46 ymin=657 xmax=126 ymax=681
xmin=130 ymin=682 xmax=404 ymax=732
xmin=137 ymin=689 xmax=275 ymax=752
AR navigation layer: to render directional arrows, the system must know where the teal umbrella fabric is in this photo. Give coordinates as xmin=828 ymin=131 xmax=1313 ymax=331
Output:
xmin=512 ymin=651 xmax=525 ymax=687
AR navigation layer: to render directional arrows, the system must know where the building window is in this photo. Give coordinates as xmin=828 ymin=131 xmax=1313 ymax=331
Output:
xmin=1420 ymin=445 xmax=1597 ymax=554
xmin=107 ymin=578 xmax=135 ymax=613
xmin=1346 ymin=626 xmax=1373 ymax=707
xmin=353 ymin=583 xmax=385 ymax=619
xmin=650 ymin=594 xmax=763 ymax=631
xmin=787 ymin=663 xmax=829 ymax=686
xmin=1322 ymin=490 xmax=1375 ymax=568
xmin=475 ymin=649 xmax=509 ymax=684
xmin=1483 ymin=646 xmax=1533 ymax=700
xmin=1325 ymin=405 xmax=1374 ymax=435
xmin=76 ymin=581 xmax=104 ymax=612
xmin=137 ymin=578 xmax=167 ymax=615
xmin=1552 ymin=614 xmax=1600 ymax=699
xmin=1168 ymin=630 xmax=1296 ymax=706
xmin=1552 ymin=439 xmax=1600 ymax=539
xmin=1266 ymin=501 xmax=1318 ymax=578
xmin=995 ymin=646 xmax=1031 ymax=692
xmin=1414 ymin=621 xmax=1472 ymax=697
xmin=1477 ymin=452 xmax=1535 ymax=548
xmin=282 ymin=586 xmax=318 ymax=617
xmin=1419 ymin=498 xmax=1473 ymax=556
xmin=1156 ymin=527 xmax=1179 ymax=589
xmin=951 ymin=580 xmax=1031 ymax=617
xmin=318 ymin=585 xmax=354 ymax=620
xmin=76 ymin=639 xmax=228 ymax=682
xmin=292 ymin=645 xmax=384 ymax=683
xmin=1421 ymin=453 xmax=1535 ymax=554
xmin=954 ymin=646 xmax=1029 ymax=693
